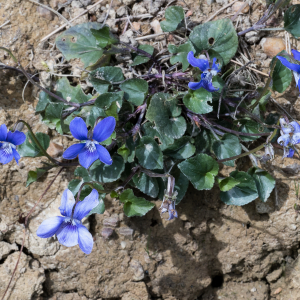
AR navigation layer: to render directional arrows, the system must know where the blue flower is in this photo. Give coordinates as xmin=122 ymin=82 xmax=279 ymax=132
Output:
xmin=37 ymin=188 xmax=99 ymax=254
xmin=0 ymin=124 xmax=26 ymax=165
xmin=187 ymin=51 xmax=221 ymax=92
xmin=160 ymin=198 xmax=178 ymax=221
xmin=277 ymin=118 xmax=300 ymax=158
xmin=63 ymin=117 xmax=116 ymax=169
xmin=277 ymin=49 xmax=300 ymax=92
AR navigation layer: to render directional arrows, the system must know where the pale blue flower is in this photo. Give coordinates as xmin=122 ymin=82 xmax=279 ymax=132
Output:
xmin=187 ymin=51 xmax=221 ymax=92
xmin=63 ymin=117 xmax=116 ymax=169
xmin=277 ymin=49 xmax=300 ymax=92
xmin=0 ymin=124 xmax=26 ymax=164
xmin=277 ymin=118 xmax=300 ymax=158
xmin=37 ymin=189 xmax=99 ymax=254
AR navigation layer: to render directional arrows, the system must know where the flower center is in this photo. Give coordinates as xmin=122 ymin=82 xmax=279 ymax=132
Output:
xmin=64 ymin=217 xmax=77 ymax=226
xmin=1 ymin=142 xmax=16 ymax=155
xmin=85 ymin=140 xmax=97 ymax=152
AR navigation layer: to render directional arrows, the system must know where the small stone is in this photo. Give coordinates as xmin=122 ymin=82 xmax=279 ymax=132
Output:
xmin=122 ymin=0 xmax=135 ymax=5
xmin=245 ymin=31 xmax=264 ymax=44
xmin=101 ymin=227 xmax=114 ymax=239
xmin=274 ymin=287 xmax=282 ymax=295
xmin=266 ymin=268 xmax=283 ymax=283
xmin=132 ymin=22 xmax=141 ymax=31
xmin=250 ymin=287 xmax=257 ymax=292
xmin=232 ymin=1 xmax=250 ymax=14
xmin=36 ymin=7 xmax=54 ymax=21
xmin=206 ymin=0 xmax=214 ymax=4
xmin=290 ymin=224 xmax=297 ymax=230
xmin=150 ymin=19 xmax=163 ymax=34
xmin=116 ymin=6 xmax=127 ymax=17
xmin=120 ymin=241 xmax=126 ymax=249
xmin=185 ymin=10 xmax=193 ymax=17
xmin=261 ymin=38 xmax=286 ymax=57
xmin=103 ymin=217 xmax=119 ymax=227
xmin=119 ymin=227 xmax=134 ymax=238
xmin=47 ymin=142 xmax=63 ymax=158
xmin=130 ymin=260 xmax=144 ymax=281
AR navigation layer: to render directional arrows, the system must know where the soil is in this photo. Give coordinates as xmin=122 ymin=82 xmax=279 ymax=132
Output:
xmin=1 ymin=0 xmax=300 ymax=299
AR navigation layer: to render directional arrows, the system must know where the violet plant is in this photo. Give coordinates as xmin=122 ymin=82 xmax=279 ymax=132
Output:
xmin=1 ymin=1 xmax=300 ymax=259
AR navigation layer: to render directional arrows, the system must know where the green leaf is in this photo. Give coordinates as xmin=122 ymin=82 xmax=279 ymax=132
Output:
xmin=120 ymin=79 xmax=148 ymax=106
xmin=117 ymin=144 xmax=130 ymax=163
xmin=68 ymin=179 xmax=83 ymax=196
xmin=142 ymin=122 xmax=173 ymax=151
xmin=146 ymin=92 xmax=186 ymax=139
xmin=160 ymin=6 xmax=184 ymax=32
xmin=131 ymin=44 xmax=154 ymax=66
xmin=56 ymin=22 xmax=106 ymax=68
xmin=56 ymin=77 xmax=92 ymax=104
xmin=85 ymin=106 xmax=106 ymax=127
xmin=136 ymin=136 xmax=163 ymax=170
xmin=132 ymin=173 xmax=159 ymax=198
xmin=236 ymin=119 xmax=269 ymax=142
xmin=212 ymin=134 xmax=241 ymax=167
xmin=194 ymin=129 xmax=216 ymax=154
xmin=163 ymin=136 xmax=195 ymax=159
xmin=74 ymin=166 xmax=92 ymax=182
xmin=217 ymin=177 xmax=240 ymax=192
xmin=183 ymin=88 xmax=213 ymax=114
xmin=36 ymin=90 xmax=55 ymax=113
xmin=284 ymin=4 xmax=300 ymax=38
xmin=89 ymin=66 xmax=124 ymax=94
xmin=90 ymin=154 xmax=125 ymax=183
xmin=189 ymin=19 xmax=238 ymax=65
xmin=26 ymin=166 xmax=53 ymax=187
xmin=87 ymin=199 xmax=105 ymax=216
xmin=220 ymin=171 xmax=258 ymax=205
xmin=271 ymin=51 xmax=293 ymax=93
xmin=212 ymin=76 xmax=225 ymax=101
xmin=168 ymin=41 xmax=195 ymax=71
xmin=90 ymin=26 xmax=118 ymax=48
xmin=119 ymin=189 xmax=155 ymax=217
xmin=18 ymin=132 xmax=50 ymax=158
xmin=178 ymin=153 xmax=219 ymax=190
xmin=248 ymin=167 xmax=275 ymax=202
xmin=95 ymin=92 xmax=122 ymax=109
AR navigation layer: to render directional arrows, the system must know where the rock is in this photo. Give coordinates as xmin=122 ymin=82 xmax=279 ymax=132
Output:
xmin=132 ymin=22 xmax=141 ymax=31
xmin=261 ymin=38 xmax=286 ymax=57
xmin=36 ymin=7 xmax=54 ymax=21
xmin=266 ymin=268 xmax=283 ymax=283
xmin=121 ymin=0 xmax=135 ymax=5
xmin=101 ymin=227 xmax=114 ymax=239
xmin=0 ymin=252 xmax=45 ymax=299
xmin=117 ymin=6 xmax=128 ymax=17
xmin=130 ymin=260 xmax=144 ymax=281
xmin=206 ymin=0 xmax=214 ymax=4
xmin=232 ymin=1 xmax=250 ymax=14
xmin=71 ymin=0 xmax=92 ymax=8
xmin=245 ymin=31 xmax=264 ymax=44
xmin=103 ymin=216 xmax=119 ymax=227
xmin=47 ymin=141 xmax=64 ymax=158
xmin=273 ymin=287 xmax=282 ymax=295
xmin=150 ymin=19 xmax=163 ymax=34
xmin=216 ymin=0 xmax=228 ymax=4
xmin=122 ymin=282 xmax=150 ymax=300
xmin=132 ymin=3 xmax=147 ymax=15
xmin=0 ymin=241 xmax=18 ymax=260
xmin=119 ymin=227 xmax=134 ymax=238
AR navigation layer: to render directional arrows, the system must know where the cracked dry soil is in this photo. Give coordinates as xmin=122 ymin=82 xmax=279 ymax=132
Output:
xmin=2 ymin=0 xmax=300 ymax=299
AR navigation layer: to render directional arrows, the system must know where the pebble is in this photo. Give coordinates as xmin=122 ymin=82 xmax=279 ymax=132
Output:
xmin=36 ymin=7 xmax=54 ymax=21
xmin=132 ymin=22 xmax=141 ymax=31
xmin=122 ymin=0 xmax=135 ymax=5
xmin=250 ymin=287 xmax=257 ymax=292
xmin=261 ymin=38 xmax=286 ymax=57
xmin=232 ymin=1 xmax=250 ymax=14
xmin=47 ymin=142 xmax=63 ymax=158
xmin=274 ymin=287 xmax=282 ymax=295
xmin=119 ymin=227 xmax=134 ymax=238
xmin=116 ymin=6 xmax=127 ymax=17
xmin=150 ymin=19 xmax=163 ymax=34
xmin=245 ymin=31 xmax=263 ymax=44
xmin=103 ymin=217 xmax=119 ymax=227
xmin=101 ymin=227 xmax=114 ymax=239
xmin=130 ymin=260 xmax=144 ymax=281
